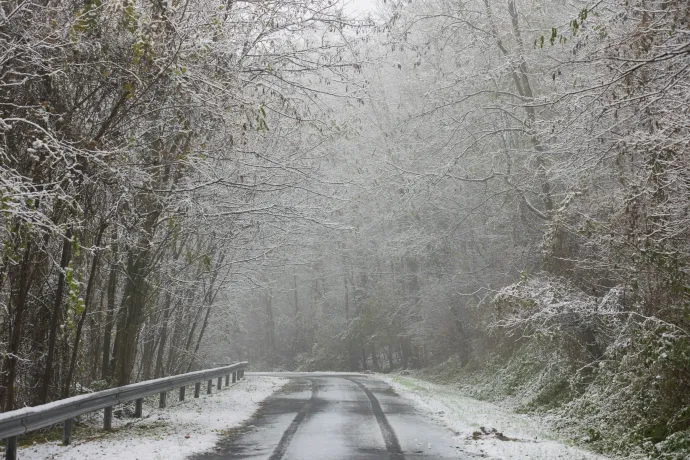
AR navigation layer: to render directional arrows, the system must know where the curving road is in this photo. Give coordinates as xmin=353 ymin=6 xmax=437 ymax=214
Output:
xmin=192 ymin=373 xmax=475 ymax=460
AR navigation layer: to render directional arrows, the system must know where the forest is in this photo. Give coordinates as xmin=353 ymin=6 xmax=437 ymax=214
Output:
xmin=1 ymin=0 xmax=689 ymax=457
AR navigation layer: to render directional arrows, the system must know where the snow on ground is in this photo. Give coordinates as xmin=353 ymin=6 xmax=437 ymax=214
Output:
xmin=381 ymin=374 xmax=612 ymax=460
xmin=19 ymin=376 xmax=287 ymax=460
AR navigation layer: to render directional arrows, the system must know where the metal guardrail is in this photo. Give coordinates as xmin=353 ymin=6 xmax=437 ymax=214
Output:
xmin=0 ymin=361 xmax=248 ymax=460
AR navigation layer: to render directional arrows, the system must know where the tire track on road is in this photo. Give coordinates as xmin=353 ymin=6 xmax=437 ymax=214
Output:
xmin=347 ymin=378 xmax=405 ymax=460
xmin=268 ymin=378 xmax=319 ymax=460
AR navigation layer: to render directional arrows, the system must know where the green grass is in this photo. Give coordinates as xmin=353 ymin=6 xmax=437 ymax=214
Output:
xmin=17 ymin=427 xmax=64 ymax=448
xmin=14 ymin=418 xmax=169 ymax=449
xmin=389 ymin=375 xmax=427 ymax=391
xmin=16 ymin=423 xmax=111 ymax=448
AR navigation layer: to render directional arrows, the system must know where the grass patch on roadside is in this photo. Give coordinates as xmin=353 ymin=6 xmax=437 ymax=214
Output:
xmin=15 ymin=417 xmax=170 ymax=449
xmin=389 ymin=375 xmax=427 ymax=391
xmin=16 ymin=424 xmax=117 ymax=448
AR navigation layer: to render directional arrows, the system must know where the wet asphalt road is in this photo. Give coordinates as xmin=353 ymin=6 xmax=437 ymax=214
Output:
xmin=191 ymin=373 xmax=473 ymax=460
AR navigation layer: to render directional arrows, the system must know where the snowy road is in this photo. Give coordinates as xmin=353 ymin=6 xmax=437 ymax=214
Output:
xmin=192 ymin=373 xmax=472 ymax=460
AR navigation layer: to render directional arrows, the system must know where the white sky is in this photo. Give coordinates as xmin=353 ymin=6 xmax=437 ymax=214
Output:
xmin=341 ymin=0 xmax=378 ymax=15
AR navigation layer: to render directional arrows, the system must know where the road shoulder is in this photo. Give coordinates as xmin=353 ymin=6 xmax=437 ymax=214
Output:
xmin=381 ymin=374 xmax=613 ymax=460
xmin=17 ymin=376 xmax=288 ymax=460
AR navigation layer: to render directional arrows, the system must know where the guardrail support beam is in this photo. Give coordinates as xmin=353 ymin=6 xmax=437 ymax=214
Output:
xmin=135 ymin=398 xmax=143 ymax=417
xmin=225 ymin=374 xmax=229 ymax=385
xmin=104 ymin=406 xmax=113 ymax=431
xmin=217 ymin=376 xmax=223 ymax=390
xmin=232 ymin=372 xmax=236 ymax=383
xmin=207 ymin=379 xmax=212 ymax=394
xmin=6 ymin=436 xmax=17 ymax=460
xmin=179 ymin=386 xmax=186 ymax=401
xmin=194 ymin=382 xmax=201 ymax=398
xmin=63 ymin=418 xmax=72 ymax=446
xmin=159 ymin=391 xmax=167 ymax=408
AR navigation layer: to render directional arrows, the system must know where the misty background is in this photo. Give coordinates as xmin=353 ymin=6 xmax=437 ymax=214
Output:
xmin=1 ymin=0 xmax=689 ymax=457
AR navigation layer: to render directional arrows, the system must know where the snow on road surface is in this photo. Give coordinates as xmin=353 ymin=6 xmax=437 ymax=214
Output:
xmin=382 ymin=375 xmax=611 ymax=460
xmin=193 ymin=373 xmax=470 ymax=459
xmin=18 ymin=376 xmax=287 ymax=460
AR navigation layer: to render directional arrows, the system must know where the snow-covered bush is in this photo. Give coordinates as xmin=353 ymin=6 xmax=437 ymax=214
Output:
xmin=492 ymin=275 xmax=690 ymax=456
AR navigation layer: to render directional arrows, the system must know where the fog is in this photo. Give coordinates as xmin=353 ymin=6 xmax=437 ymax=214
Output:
xmin=2 ymin=0 xmax=689 ymax=455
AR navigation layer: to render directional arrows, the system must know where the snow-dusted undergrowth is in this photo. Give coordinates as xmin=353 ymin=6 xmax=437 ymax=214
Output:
xmin=382 ymin=374 xmax=613 ymax=460
xmin=17 ymin=376 xmax=287 ymax=460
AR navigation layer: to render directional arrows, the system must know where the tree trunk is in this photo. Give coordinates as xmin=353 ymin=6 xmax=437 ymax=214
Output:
xmin=165 ymin=305 xmax=184 ymax=375
xmin=344 ymin=274 xmax=356 ymax=371
xmin=186 ymin=253 xmax=226 ymax=372
xmin=140 ymin=320 xmax=157 ymax=381
xmin=401 ymin=342 xmax=411 ymax=369
xmin=0 ymin=238 xmax=35 ymax=411
xmin=344 ymin=275 xmax=349 ymax=322
xmin=371 ymin=345 xmax=379 ymax=371
xmin=154 ymin=295 xmax=173 ymax=378
xmin=110 ymin=175 xmax=164 ymax=386
xmin=293 ymin=273 xmax=302 ymax=352
xmin=63 ymin=223 xmax=106 ymax=398
xmin=293 ymin=274 xmax=299 ymax=315
xmin=187 ymin=305 xmax=212 ymax=372
xmin=112 ymin=248 xmax=150 ymax=386
xmin=265 ymin=291 xmax=276 ymax=367
xmin=101 ymin=229 xmax=118 ymax=381
xmin=90 ymin=289 xmax=105 ymax=381
xmin=181 ymin=300 xmax=205 ymax=372
xmin=39 ymin=226 xmax=73 ymax=404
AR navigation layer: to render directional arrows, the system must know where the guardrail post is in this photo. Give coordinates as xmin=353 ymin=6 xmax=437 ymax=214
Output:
xmin=63 ymin=418 xmax=72 ymax=445
xmin=194 ymin=382 xmax=201 ymax=398
xmin=104 ymin=406 xmax=113 ymax=431
xmin=135 ymin=398 xmax=143 ymax=417
xmin=6 ymin=436 xmax=17 ymax=460
xmin=207 ymin=379 xmax=212 ymax=394
xmin=179 ymin=386 xmax=186 ymax=401
xmin=159 ymin=391 xmax=167 ymax=408
xmin=232 ymin=372 xmax=236 ymax=383
xmin=217 ymin=376 xmax=223 ymax=390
